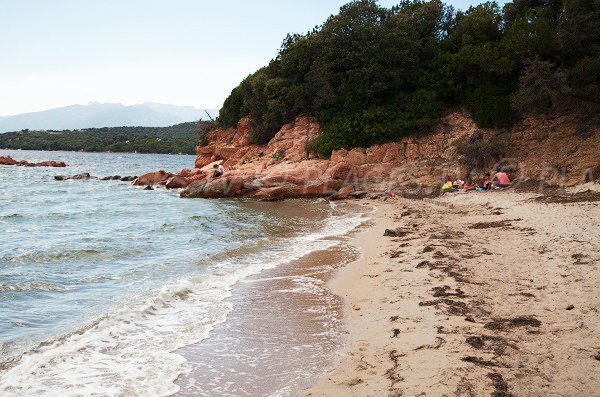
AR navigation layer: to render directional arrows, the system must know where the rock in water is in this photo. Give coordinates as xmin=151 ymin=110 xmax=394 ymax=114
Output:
xmin=133 ymin=170 xmax=173 ymax=186
xmin=165 ymin=176 xmax=189 ymax=189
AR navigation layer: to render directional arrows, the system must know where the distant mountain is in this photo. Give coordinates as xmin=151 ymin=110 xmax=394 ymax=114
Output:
xmin=0 ymin=102 xmax=219 ymax=133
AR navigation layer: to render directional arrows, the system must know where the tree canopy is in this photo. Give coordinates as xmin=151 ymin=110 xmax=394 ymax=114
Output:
xmin=217 ymin=0 xmax=600 ymax=155
xmin=0 ymin=122 xmax=212 ymax=155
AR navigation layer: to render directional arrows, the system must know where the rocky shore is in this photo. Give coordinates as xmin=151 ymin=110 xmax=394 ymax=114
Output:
xmin=129 ymin=111 xmax=600 ymax=200
xmin=0 ymin=155 xmax=66 ymax=168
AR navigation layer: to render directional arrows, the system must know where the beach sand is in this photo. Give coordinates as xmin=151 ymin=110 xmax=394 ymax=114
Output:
xmin=304 ymin=188 xmax=600 ymax=396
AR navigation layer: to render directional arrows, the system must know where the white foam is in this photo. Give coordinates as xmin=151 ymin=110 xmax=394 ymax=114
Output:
xmin=0 ymin=209 xmax=368 ymax=397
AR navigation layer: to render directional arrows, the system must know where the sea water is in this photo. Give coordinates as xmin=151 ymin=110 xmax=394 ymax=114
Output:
xmin=0 ymin=150 xmax=365 ymax=396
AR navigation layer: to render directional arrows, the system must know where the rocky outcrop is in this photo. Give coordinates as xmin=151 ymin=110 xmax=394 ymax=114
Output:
xmin=55 ymin=174 xmax=137 ymax=181
xmin=506 ymin=113 xmax=600 ymax=186
xmin=133 ymin=170 xmax=174 ymax=186
xmin=0 ymin=155 xmax=67 ymax=167
xmin=138 ymin=110 xmax=599 ymax=199
xmin=55 ymin=173 xmax=95 ymax=180
xmin=178 ymin=114 xmax=475 ymax=199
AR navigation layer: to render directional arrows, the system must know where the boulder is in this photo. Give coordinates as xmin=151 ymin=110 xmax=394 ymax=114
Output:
xmin=349 ymin=190 xmax=369 ymax=199
xmin=180 ymin=176 xmax=244 ymax=198
xmin=251 ymin=185 xmax=302 ymax=200
xmin=55 ymin=173 xmax=95 ymax=180
xmin=337 ymin=185 xmax=355 ymax=197
xmin=327 ymin=163 xmax=357 ymax=181
xmin=0 ymin=156 xmax=18 ymax=165
xmin=179 ymin=168 xmax=192 ymax=177
xmin=256 ymin=174 xmax=306 ymax=187
xmin=165 ymin=176 xmax=189 ymax=189
xmin=299 ymin=179 xmax=343 ymax=196
xmin=185 ymin=173 xmax=207 ymax=184
xmin=34 ymin=161 xmax=67 ymax=167
xmin=71 ymin=173 xmax=94 ymax=180
xmin=133 ymin=170 xmax=172 ymax=186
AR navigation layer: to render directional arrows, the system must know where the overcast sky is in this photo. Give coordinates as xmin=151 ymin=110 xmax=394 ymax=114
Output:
xmin=0 ymin=0 xmax=506 ymax=116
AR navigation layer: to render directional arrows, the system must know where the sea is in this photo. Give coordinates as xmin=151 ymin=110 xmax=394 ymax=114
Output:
xmin=0 ymin=149 xmax=367 ymax=396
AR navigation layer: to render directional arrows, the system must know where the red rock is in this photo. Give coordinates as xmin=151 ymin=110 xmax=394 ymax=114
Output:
xmin=251 ymin=185 xmax=302 ymax=200
xmin=326 ymin=163 xmax=357 ymax=181
xmin=177 ymin=109 xmax=600 ymax=198
xmin=337 ymin=185 xmax=355 ymax=197
xmin=256 ymin=174 xmax=306 ymax=187
xmin=133 ymin=170 xmax=173 ymax=186
xmin=0 ymin=156 xmax=19 ymax=165
xmin=179 ymin=168 xmax=192 ymax=177
xmin=165 ymin=176 xmax=189 ymax=189
xmin=0 ymin=156 xmax=67 ymax=167
xmin=180 ymin=176 xmax=244 ymax=198
xmin=299 ymin=180 xmax=343 ymax=196
xmin=184 ymin=173 xmax=207 ymax=184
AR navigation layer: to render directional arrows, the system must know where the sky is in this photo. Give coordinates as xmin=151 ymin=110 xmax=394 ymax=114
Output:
xmin=0 ymin=0 xmax=506 ymax=116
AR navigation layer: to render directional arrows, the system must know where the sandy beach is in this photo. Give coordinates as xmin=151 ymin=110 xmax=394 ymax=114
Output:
xmin=304 ymin=186 xmax=600 ymax=397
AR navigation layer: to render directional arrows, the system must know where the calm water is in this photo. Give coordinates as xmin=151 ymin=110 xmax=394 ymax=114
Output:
xmin=0 ymin=150 xmax=365 ymax=396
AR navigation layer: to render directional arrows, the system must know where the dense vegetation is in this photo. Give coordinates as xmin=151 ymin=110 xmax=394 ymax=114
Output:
xmin=0 ymin=121 xmax=213 ymax=154
xmin=216 ymin=0 xmax=600 ymax=156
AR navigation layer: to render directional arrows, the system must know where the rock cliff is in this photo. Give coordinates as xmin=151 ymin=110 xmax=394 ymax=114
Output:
xmin=132 ymin=110 xmax=600 ymax=199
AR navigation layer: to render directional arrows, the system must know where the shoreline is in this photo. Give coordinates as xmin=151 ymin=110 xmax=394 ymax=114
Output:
xmin=304 ymin=189 xmax=600 ymax=396
xmin=171 ymin=200 xmax=375 ymax=397
xmin=0 ymin=189 xmax=369 ymax=396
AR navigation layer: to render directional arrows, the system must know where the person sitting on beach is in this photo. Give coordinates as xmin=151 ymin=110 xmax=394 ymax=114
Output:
xmin=482 ymin=172 xmax=492 ymax=190
xmin=490 ymin=171 xmax=511 ymax=188
xmin=461 ymin=176 xmax=478 ymax=191
xmin=442 ymin=175 xmax=454 ymax=190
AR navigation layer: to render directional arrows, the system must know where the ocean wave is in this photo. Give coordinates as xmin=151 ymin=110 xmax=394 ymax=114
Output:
xmin=0 ymin=214 xmax=24 ymax=220
xmin=0 ymin=282 xmax=69 ymax=292
xmin=2 ymin=249 xmax=104 ymax=263
xmin=0 ymin=208 xmax=369 ymax=397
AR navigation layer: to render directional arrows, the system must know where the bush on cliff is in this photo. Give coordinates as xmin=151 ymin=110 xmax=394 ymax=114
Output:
xmin=216 ymin=0 xmax=600 ymax=154
xmin=455 ymin=135 xmax=508 ymax=171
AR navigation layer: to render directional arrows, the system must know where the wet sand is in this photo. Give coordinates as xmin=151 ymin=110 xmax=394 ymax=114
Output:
xmin=174 ymin=201 xmax=372 ymax=396
xmin=304 ymin=188 xmax=600 ymax=396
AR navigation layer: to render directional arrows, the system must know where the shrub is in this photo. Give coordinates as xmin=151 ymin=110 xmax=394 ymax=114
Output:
xmin=304 ymin=138 xmax=319 ymax=158
xmin=271 ymin=149 xmax=285 ymax=161
xmin=455 ymin=135 xmax=507 ymax=171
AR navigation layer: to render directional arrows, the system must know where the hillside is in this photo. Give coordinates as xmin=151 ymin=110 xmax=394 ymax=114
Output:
xmin=129 ymin=0 xmax=600 ymax=197
xmin=0 ymin=122 xmax=212 ymax=155
xmin=0 ymin=102 xmax=218 ymax=133
xmin=216 ymin=0 xmax=600 ymax=156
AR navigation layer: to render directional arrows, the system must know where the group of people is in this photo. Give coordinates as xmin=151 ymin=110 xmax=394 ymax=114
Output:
xmin=443 ymin=171 xmax=511 ymax=191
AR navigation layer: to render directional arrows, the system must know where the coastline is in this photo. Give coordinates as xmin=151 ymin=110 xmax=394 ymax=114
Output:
xmin=304 ymin=189 xmax=600 ymax=396
xmin=172 ymin=200 xmax=375 ymax=397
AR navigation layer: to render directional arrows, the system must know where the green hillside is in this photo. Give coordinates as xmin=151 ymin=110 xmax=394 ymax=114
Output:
xmin=217 ymin=0 xmax=600 ymax=156
xmin=0 ymin=122 xmax=212 ymax=155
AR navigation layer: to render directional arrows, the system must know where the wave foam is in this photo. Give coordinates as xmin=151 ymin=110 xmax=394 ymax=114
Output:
xmin=0 ymin=209 xmax=368 ymax=397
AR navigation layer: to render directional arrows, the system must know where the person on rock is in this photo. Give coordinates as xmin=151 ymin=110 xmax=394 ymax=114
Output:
xmin=212 ymin=163 xmax=225 ymax=178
